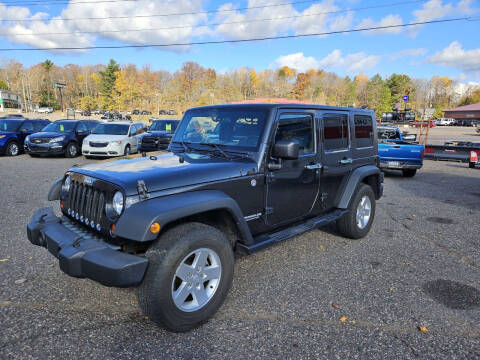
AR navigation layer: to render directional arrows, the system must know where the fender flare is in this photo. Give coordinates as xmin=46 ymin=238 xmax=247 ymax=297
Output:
xmin=113 ymin=190 xmax=254 ymax=244
xmin=337 ymin=166 xmax=381 ymax=209
xmin=47 ymin=177 xmax=63 ymax=201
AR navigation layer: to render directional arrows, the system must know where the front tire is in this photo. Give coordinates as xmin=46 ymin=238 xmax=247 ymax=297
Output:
xmin=6 ymin=141 xmax=20 ymax=156
xmin=402 ymin=169 xmax=417 ymax=177
xmin=337 ymin=183 xmax=376 ymax=239
xmin=124 ymin=145 xmax=131 ymax=156
xmin=65 ymin=142 xmax=79 ymax=158
xmin=137 ymin=223 xmax=234 ymax=332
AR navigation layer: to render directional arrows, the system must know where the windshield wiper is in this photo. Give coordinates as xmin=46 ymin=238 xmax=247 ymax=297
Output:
xmin=199 ymin=143 xmax=231 ymax=159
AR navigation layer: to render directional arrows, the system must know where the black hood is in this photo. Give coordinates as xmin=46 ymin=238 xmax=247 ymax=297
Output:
xmin=71 ymin=152 xmax=258 ymax=196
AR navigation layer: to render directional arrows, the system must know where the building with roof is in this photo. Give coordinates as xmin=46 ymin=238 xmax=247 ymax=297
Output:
xmin=443 ymin=103 xmax=480 ymax=125
xmin=0 ymin=90 xmax=23 ymax=112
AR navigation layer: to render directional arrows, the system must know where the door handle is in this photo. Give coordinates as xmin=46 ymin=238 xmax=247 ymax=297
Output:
xmin=305 ymin=163 xmax=322 ymax=170
xmin=339 ymin=158 xmax=353 ymax=165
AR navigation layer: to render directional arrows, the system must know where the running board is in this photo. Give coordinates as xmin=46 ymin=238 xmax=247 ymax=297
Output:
xmin=237 ymin=209 xmax=348 ymax=254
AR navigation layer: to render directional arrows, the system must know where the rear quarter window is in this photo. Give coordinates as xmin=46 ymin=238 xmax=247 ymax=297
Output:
xmin=354 ymin=115 xmax=374 ymax=148
xmin=323 ymin=114 xmax=349 ymax=151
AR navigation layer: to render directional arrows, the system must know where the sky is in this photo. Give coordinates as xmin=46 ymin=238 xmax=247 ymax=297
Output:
xmin=0 ymin=0 xmax=479 ymax=82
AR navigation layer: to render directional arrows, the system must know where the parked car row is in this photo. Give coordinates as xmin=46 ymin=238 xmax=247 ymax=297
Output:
xmin=0 ymin=116 xmax=179 ymax=158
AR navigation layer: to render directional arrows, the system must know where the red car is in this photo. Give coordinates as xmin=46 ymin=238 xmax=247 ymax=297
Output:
xmin=409 ymin=120 xmax=436 ymax=128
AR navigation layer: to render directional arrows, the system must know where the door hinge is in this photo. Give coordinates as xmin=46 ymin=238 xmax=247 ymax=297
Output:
xmin=137 ymin=180 xmax=149 ymax=200
xmin=265 ymin=206 xmax=274 ymax=215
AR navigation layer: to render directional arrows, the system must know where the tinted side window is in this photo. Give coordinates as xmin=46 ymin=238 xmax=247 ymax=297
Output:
xmin=19 ymin=121 xmax=34 ymax=132
xmin=33 ymin=121 xmax=46 ymax=131
xmin=136 ymin=124 xmax=145 ymax=134
xmin=129 ymin=125 xmax=137 ymax=136
xmin=323 ymin=114 xmax=348 ymax=151
xmin=275 ymin=114 xmax=314 ymax=155
xmin=76 ymin=122 xmax=88 ymax=132
xmin=354 ymin=115 xmax=374 ymax=148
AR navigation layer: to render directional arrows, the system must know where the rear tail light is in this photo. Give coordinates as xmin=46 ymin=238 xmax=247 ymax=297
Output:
xmin=471 ymin=150 xmax=479 ymax=163
xmin=424 ymin=146 xmax=434 ymax=155
xmin=421 ymin=148 xmax=425 ymax=159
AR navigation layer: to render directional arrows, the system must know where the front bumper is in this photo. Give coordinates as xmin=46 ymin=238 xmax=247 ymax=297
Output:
xmin=27 ymin=207 xmax=148 ymax=287
xmin=24 ymin=141 xmax=66 ymax=154
xmin=82 ymin=143 xmax=123 ymax=157
xmin=379 ymin=161 xmax=422 ymax=170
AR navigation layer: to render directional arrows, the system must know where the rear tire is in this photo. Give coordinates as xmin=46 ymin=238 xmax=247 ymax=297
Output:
xmin=137 ymin=222 xmax=234 ymax=332
xmin=6 ymin=141 xmax=20 ymax=156
xmin=402 ymin=169 xmax=417 ymax=177
xmin=65 ymin=142 xmax=79 ymax=158
xmin=469 ymin=162 xmax=476 ymax=169
xmin=337 ymin=183 xmax=376 ymax=239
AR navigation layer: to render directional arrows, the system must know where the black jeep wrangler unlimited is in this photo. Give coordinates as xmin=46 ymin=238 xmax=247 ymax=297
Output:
xmin=27 ymin=104 xmax=383 ymax=331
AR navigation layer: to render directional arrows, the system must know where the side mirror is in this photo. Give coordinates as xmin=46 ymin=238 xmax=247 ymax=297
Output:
xmin=273 ymin=140 xmax=299 ymax=160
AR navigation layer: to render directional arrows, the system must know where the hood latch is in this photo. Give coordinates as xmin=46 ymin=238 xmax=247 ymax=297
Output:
xmin=137 ymin=180 xmax=149 ymax=200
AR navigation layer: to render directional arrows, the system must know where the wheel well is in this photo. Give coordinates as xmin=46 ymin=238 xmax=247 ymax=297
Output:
xmin=361 ymin=174 xmax=380 ymax=199
xmin=159 ymin=209 xmax=243 ymax=250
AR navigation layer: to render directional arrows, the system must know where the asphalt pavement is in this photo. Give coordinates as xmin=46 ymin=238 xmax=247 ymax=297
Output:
xmin=0 ymin=154 xmax=479 ymax=359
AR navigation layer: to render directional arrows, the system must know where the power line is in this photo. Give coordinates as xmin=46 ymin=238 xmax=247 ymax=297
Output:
xmin=0 ymin=0 xmax=427 ymax=36
xmin=0 ymin=17 xmax=468 ymax=52
xmin=1 ymin=0 xmax=137 ymax=5
xmin=0 ymin=0 xmax=425 ymax=22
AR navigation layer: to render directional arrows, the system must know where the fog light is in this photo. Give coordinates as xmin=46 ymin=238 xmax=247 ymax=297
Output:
xmin=150 ymin=222 xmax=161 ymax=234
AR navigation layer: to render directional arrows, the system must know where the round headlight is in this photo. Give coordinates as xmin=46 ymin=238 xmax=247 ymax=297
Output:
xmin=62 ymin=175 xmax=71 ymax=193
xmin=112 ymin=191 xmax=124 ymax=216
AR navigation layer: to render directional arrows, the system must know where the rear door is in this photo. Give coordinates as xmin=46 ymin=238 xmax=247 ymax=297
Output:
xmin=319 ymin=111 xmax=352 ymax=211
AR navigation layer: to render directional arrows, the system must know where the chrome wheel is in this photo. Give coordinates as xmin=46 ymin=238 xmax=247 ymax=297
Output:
xmin=8 ymin=143 xmax=19 ymax=156
xmin=356 ymin=195 xmax=371 ymax=230
xmin=171 ymin=248 xmax=222 ymax=312
xmin=69 ymin=144 xmax=77 ymax=157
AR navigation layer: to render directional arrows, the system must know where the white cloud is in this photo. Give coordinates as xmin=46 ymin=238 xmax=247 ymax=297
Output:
xmin=214 ymin=0 xmax=354 ymax=40
xmin=356 ymin=14 xmax=403 ymax=35
xmin=275 ymin=52 xmax=320 ymax=73
xmin=427 ymin=41 xmax=480 ymax=72
xmin=412 ymin=0 xmax=453 ymax=22
xmin=275 ymin=50 xmax=380 ymax=73
xmin=389 ymin=48 xmax=428 ymax=60
xmin=0 ymin=0 xmax=207 ymax=51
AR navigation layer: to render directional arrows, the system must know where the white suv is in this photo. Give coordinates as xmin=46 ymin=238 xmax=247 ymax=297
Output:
xmin=82 ymin=121 xmax=145 ymax=157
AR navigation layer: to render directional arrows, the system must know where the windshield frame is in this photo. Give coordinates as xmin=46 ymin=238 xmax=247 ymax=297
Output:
xmin=172 ymin=107 xmax=270 ymax=153
xmin=0 ymin=119 xmax=23 ymax=132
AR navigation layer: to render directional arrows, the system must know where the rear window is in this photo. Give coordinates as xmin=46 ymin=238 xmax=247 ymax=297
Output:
xmin=323 ymin=114 xmax=349 ymax=151
xmin=354 ymin=115 xmax=374 ymax=148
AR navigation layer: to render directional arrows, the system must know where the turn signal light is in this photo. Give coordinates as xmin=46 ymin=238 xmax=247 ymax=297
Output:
xmin=110 ymin=224 xmax=116 ymax=233
xmin=60 ymin=200 xmax=64 ymax=209
xmin=150 ymin=222 xmax=161 ymax=234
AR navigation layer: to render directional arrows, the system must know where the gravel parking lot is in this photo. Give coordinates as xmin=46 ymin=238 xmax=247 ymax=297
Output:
xmin=1 ymin=153 xmax=479 ymax=359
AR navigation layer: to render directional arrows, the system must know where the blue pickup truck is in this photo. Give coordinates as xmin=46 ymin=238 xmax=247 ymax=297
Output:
xmin=378 ymin=126 xmax=424 ymax=177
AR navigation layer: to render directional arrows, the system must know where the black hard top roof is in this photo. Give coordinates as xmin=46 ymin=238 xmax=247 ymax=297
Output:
xmin=190 ymin=103 xmax=374 ymax=113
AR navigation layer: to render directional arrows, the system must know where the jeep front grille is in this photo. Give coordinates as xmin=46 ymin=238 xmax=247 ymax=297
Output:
xmin=68 ymin=180 xmax=106 ymax=230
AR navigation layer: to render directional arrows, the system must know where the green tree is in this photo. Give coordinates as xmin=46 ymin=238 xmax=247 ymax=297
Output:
xmin=99 ymin=59 xmax=120 ymax=109
xmin=0 ymin=80 xmax=8 ymax=90
xmin=386 ymin=73 xmax=412 ymax=107
xmin=458 ymin=88 xmax=480 ymax=106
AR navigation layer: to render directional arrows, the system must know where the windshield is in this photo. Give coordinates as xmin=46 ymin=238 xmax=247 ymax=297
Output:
xmin=149 ymin=120 xmax=179 ymax=132
xmin=172 ymin=108 xmax=269 ymax=151
xmin=0 ymin=119 xmax=22 ymax=132
xmin=92 ymin=123 xmax=129 ymax=135
xmin=42 ymin=121 xmax=76 ymax=133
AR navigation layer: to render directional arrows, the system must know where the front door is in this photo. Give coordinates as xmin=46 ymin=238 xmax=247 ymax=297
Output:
xmin=266 ymin=111 xmax=320 ymax=226
xmin=319 ymin=111 xmax=353 ymax=211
